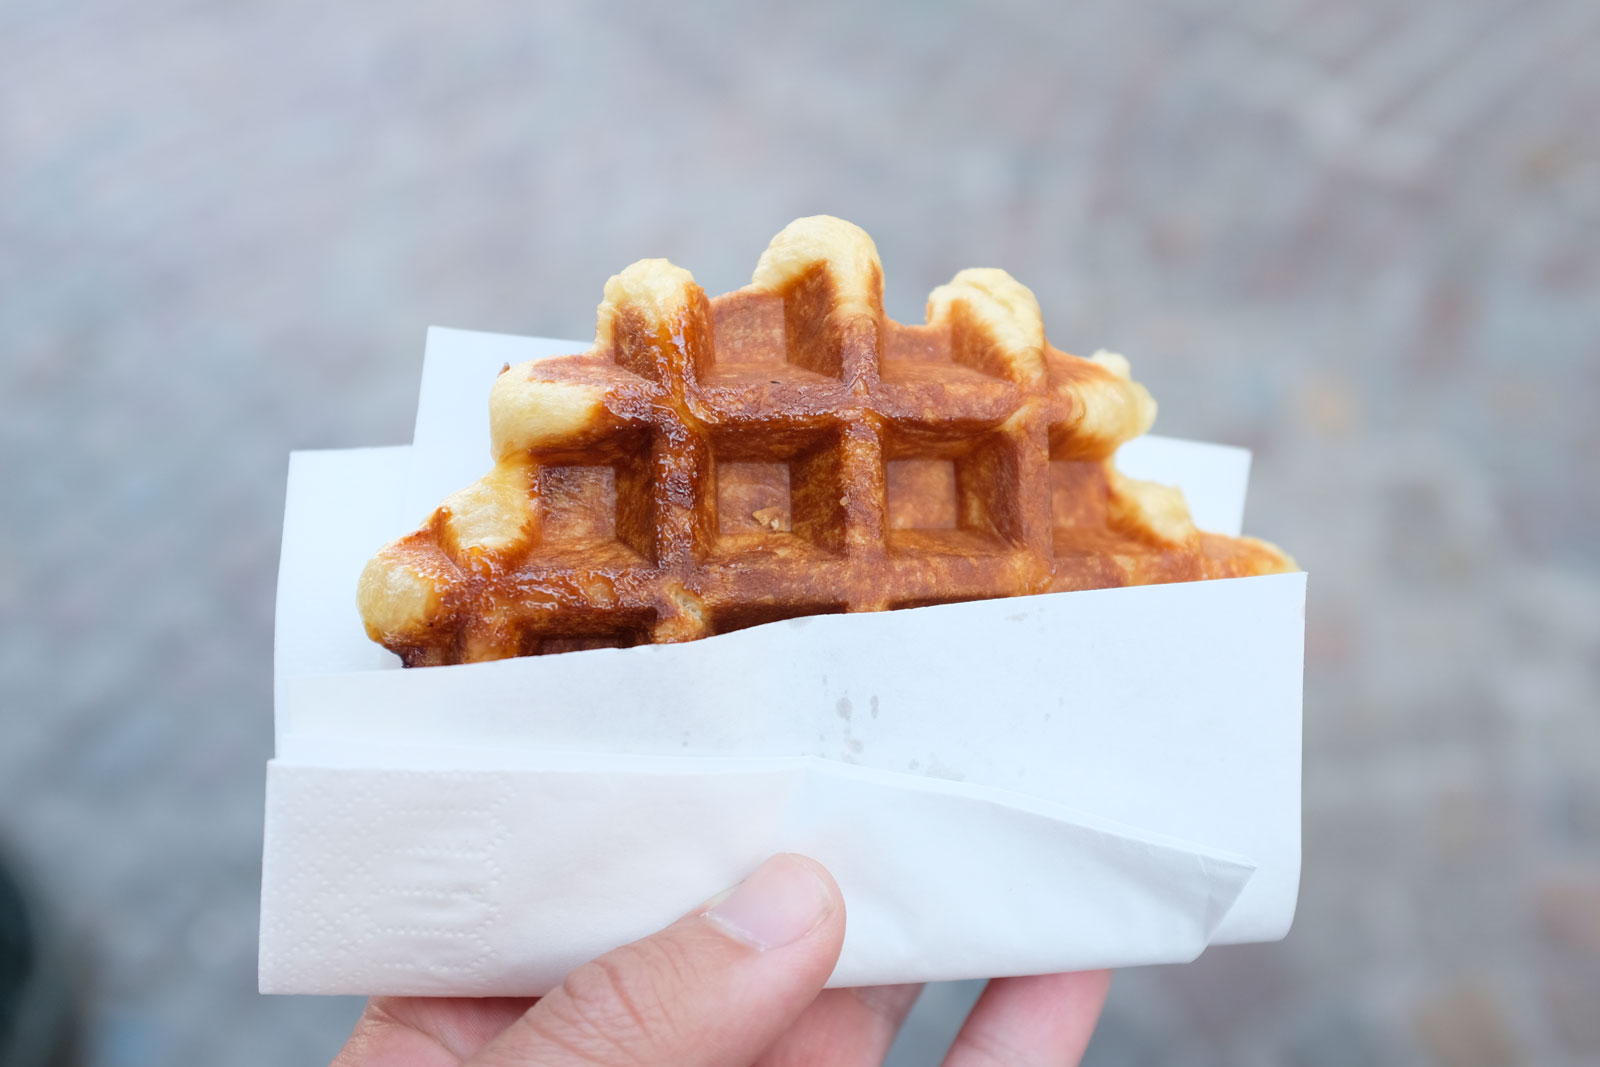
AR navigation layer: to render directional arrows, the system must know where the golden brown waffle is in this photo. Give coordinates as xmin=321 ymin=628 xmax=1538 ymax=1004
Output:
xmin=359 ymin=216 xmax=1294 ymax=666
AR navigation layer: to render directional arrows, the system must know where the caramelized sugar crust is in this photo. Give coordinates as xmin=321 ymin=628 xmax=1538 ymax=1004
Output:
xmin=358 ymin=216 xmax=1295 ymax=665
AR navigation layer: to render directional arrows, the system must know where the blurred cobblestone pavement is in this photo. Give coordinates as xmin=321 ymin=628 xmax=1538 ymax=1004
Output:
xmin=3 ymin=0 xmax=1598 ymax=1063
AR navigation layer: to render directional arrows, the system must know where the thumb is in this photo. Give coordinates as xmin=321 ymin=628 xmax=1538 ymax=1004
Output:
xmin=469 ymin=853 xmax=845 ymax=1067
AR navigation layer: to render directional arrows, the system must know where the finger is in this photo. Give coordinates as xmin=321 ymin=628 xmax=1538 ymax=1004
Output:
xmin=468 ymin=853 xmax=846 ymax=1067
xmin=941 ymin=971 xmax=1111 ymax=1067
xmin=335 ymin=997 xmax=535 ymax=1064
xmin=752 ymin=984 xmax=923 ymax=1067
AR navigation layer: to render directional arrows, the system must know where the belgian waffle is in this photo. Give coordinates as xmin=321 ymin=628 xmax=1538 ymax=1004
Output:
xmin=359 ymin=216 xmax=1294 ymax=666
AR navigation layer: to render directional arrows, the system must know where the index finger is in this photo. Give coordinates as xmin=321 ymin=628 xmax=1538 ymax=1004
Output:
xmin=940 ymin=971 xmax=1111 ymax=1067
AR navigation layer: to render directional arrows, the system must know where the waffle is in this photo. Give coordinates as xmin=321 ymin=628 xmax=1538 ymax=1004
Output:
xmin=359 ymin=216 xmax=1295 ymax=666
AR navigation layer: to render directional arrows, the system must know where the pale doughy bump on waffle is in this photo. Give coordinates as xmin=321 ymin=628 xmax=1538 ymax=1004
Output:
xmin=357 ymin=215 xmax=1297 ymax=666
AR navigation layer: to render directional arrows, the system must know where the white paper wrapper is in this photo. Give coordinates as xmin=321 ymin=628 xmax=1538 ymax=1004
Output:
xmin=261 ymin=328 xmax=1305 ymax=996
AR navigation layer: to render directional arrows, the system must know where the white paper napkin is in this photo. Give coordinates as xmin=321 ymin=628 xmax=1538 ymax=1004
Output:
xmin=260 ymin=329 xmax=1304 ymax=996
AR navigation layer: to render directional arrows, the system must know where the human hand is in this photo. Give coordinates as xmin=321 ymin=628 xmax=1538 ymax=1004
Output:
xmin=332 ymin=853 xmax=1110 ymax=1066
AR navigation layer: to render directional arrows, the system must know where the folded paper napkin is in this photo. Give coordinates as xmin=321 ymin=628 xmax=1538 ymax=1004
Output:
xmin=260 ymin=329 xmax=1304 ymax=996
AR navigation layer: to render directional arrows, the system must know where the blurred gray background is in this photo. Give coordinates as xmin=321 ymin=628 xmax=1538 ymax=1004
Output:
xmin=2 ymin=0 xmax=1598 ymax=1063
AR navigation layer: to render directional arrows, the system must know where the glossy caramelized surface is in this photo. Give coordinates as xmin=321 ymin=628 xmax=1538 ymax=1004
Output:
xmin=359 ymin=216 xmax=1294 ymax=665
